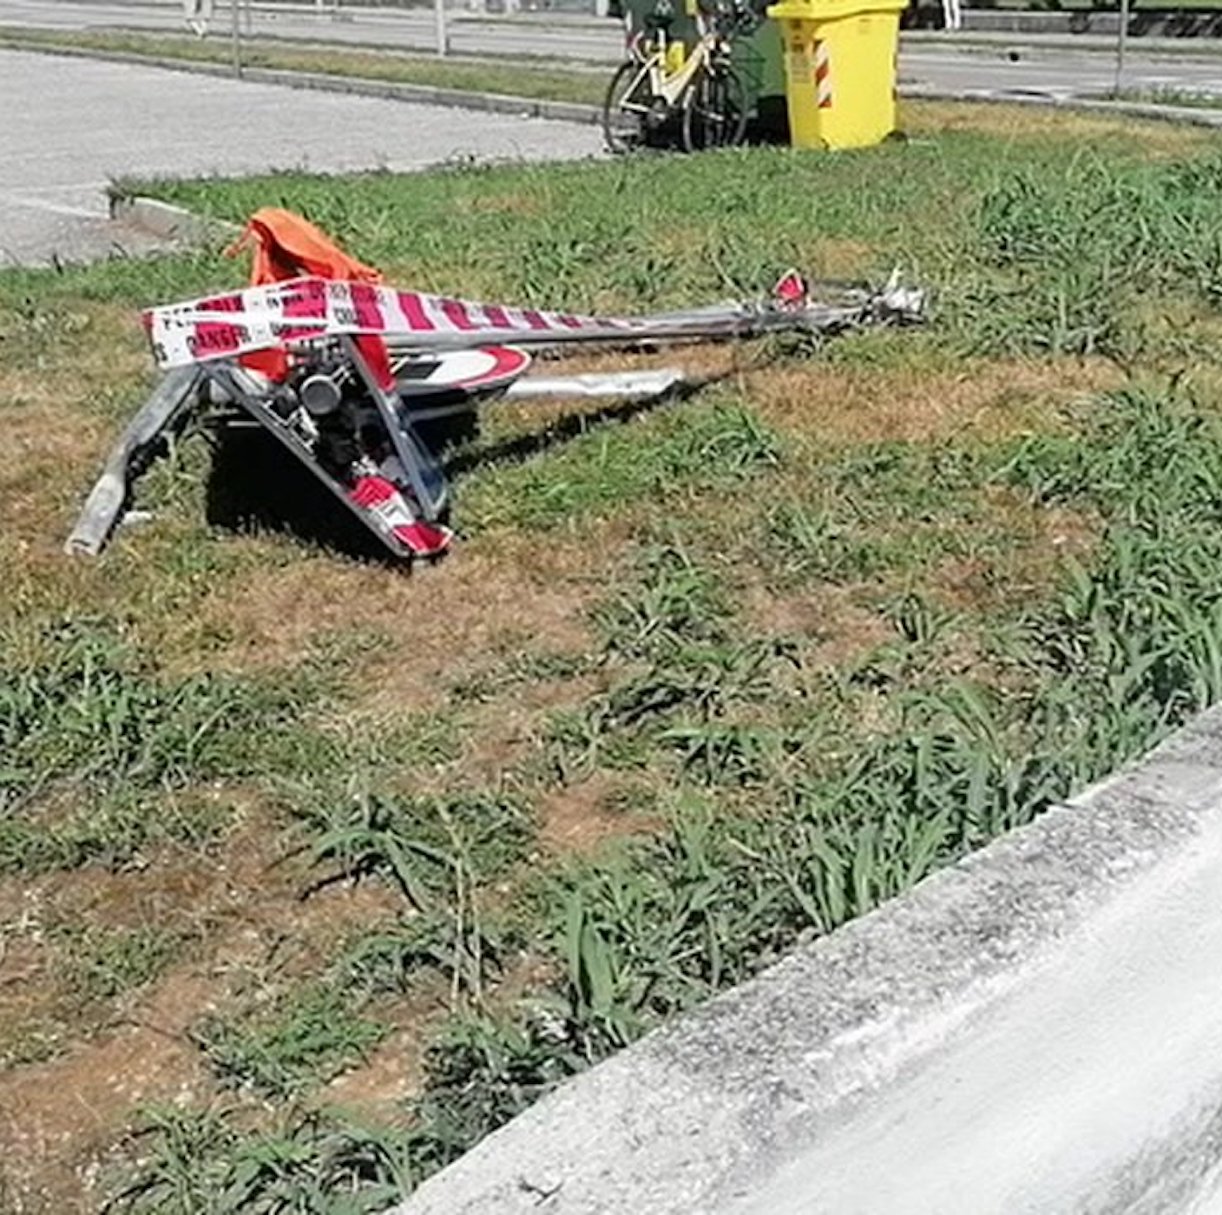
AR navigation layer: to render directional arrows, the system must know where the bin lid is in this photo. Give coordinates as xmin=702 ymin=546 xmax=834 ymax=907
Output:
xmin=767 ymin=0 xmax=906 ymax=20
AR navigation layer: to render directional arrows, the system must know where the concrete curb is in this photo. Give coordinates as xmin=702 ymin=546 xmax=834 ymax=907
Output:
xmin=391 ymin=708 xmax=1222 ymax=1214
xmin=0 ymin=38 xmax=601 ymax=125
xmin=904 ymin=83 xmax=1222 ymax=129
xmin=108 ymin=193 xmax=241 ymax=242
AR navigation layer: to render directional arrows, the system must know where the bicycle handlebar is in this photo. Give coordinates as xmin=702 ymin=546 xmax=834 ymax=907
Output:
xmin=696 ymin=0 xmax=763 ymax=37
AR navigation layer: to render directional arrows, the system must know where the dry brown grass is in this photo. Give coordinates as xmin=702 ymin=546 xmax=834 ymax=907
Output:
xmin=183 ymin=534 xmax=598 ymax=700
xmin=0 ymin=805 xmax=422 ymax=1211
xmin=739 ymin=578 xmax=896 ymax=665
xmin=0 ymin=973 xmax=213 ymax=1211
xmin=748 ymin=355 xmax=1121 ymax=448
xmin=903 ymin=98 xmax=1217 ymax=156
xmin=537 ymin=773 xmax=660 ymax=855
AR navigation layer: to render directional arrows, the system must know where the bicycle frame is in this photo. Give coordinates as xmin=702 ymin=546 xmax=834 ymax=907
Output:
xmin=622 ymin=12 xmax=727 ymax=114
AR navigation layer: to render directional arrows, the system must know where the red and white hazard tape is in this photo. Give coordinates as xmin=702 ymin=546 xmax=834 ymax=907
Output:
xmin=143 ymin=277 xmax=643 ymax=370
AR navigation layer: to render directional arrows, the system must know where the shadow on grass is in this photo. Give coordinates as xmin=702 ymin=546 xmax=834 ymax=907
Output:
xmin=202 ymin=374 xmax=721 ymax=564
xmin=443 ymin=375 xmax=723 ymax=479
xmin=204 ymin=426 xmax=402 ymax=567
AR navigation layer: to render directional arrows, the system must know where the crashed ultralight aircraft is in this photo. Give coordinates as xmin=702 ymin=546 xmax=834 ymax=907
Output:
xmin=68 ymin=209 xmax=925 ymax=561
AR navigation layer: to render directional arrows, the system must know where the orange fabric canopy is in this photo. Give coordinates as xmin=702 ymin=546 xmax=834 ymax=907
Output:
xmin=227 ymin=206 xmax=383 ymax=286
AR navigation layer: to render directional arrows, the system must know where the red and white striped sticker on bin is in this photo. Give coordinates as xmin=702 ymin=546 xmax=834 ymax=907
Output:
xmin=814 ymin=41 xmax=833 ymax=109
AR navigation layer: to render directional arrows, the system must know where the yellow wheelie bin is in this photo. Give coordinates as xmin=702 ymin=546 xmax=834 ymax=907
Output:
xmin=766 ymin=0 xmax=906 ymax=149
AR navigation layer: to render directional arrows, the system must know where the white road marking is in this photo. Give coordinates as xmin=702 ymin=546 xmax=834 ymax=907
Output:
xmin=0 ymin=192 xmax=106 ymax=219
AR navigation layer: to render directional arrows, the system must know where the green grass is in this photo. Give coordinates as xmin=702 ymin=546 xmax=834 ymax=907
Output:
xmin=1111 ymin=85 xmax=1222 ymax=110
xmin=0 ymin=619 xmax=305 ymax=807
xmin=0 ymin=787 xmax=233 ymax=875
xmin=292 ymin=786 xmax=534 ymax=910
xmin=463 ymin=395 xmax=783 ymax=531
xmin=59 ymin=922 xmax=188 ymax=1003
xmin=0 ymin=618 xmax=319 ymax=874
xmin=9 ymin=101 xmax=1222 ymax=1210
xmin=108 ymin=1105 xmax=414 ymax=1214
xmin=193 ymin=984 xmax=390 ymax=1099
xmin=0 ymin=25 xmax=605 ymax=104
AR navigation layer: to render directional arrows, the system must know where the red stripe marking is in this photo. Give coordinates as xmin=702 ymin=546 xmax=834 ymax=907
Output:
xmin=192 ymin=291 xmax=247 ymax=354
xmin=816 ymin=43 xmax=832 ymax=108
xmin=396 ymin=291 xmax=435 ymax=332
xmin=520 ymin=309 xmax=552 ymax=331
xmin=349 ymin=282 xmax=385 ymax=332
xmin=190 ymin=322 xmax=247 ymax=358
xmin=277 ymin=279 xmax=328 ymax=341
xmin=481 ymin=304 xmax=515 ymax=329
xmin=459 ymin=346 xmax=531 ymax=388
xmin=337 ymin=284 xmax=393 ymax=389
xmin=396 ymin=520 xmax=452 ymax=557
xmin=198 ymin=292 xmax=243 ymax=313
xmin=355 ymin=334 xmax=395 ymax=390
xmin=438 ymin=298 xmax=477 ymax=331
xmin=283 ymin=279 xmax=327 ymax=319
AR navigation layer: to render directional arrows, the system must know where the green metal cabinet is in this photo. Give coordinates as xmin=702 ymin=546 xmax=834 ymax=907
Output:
xmin=733 ymin=16 xmax=786 ymax=135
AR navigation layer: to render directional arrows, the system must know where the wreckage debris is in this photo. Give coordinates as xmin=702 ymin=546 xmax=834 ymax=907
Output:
xmin=68 ymin=208 xmax=925 ymax=562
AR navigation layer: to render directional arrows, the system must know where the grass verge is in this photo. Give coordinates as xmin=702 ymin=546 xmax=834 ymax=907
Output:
xmin=1110 ymin=84 xmax=1222 ymax=110
xmin=0 ymin=26 xmax=606 ymax=106
xmin=4 ymin=100 xmax=1222 ymax=1211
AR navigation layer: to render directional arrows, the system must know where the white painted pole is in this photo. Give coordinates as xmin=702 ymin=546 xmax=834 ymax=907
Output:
xmin=231 ymin=0 xmax=242 ymax=76
xmin=1114 ymin=0 xmax=1130 ymax=94
xmin=435 ymin=0 xmax=448 ymax=56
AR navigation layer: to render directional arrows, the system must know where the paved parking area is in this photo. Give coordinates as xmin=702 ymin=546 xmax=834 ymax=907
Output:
xmin=0 ymin=47 xmax=601 ymax=266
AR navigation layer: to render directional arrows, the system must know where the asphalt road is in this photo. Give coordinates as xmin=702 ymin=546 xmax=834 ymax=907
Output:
xmin=0 ymin=45 xmax=600 ymax=265
xmin=8 ymin=0 xmax=1222 ymax=97
xmin=905 ymin=42 xmax=1222 ymax=99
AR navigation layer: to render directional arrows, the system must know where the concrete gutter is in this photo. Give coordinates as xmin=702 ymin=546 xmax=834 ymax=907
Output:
xmin=390 ymin=706 xmax=1222 ymax=1214
xmin=108 ymin=193 xmax=240 ymax=242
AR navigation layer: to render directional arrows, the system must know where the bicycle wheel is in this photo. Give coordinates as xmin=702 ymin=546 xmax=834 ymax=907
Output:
xmin=602 ymin=60 xmax=653 ymax=154
xmin=681 ymin=64 xmax=748 ymax=153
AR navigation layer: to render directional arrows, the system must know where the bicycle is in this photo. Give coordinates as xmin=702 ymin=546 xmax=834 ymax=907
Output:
xmin=601 ymin=0 xmax=755 ymax=155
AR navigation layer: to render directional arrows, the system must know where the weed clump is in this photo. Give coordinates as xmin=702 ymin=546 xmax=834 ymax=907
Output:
xmin=0 ymin=619 xmax=314 ymax=874
xmin=109 ymin=1105 xmax=413 ymax=1214
xmin=192 ymin=985 xmax=389 ymax=1100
